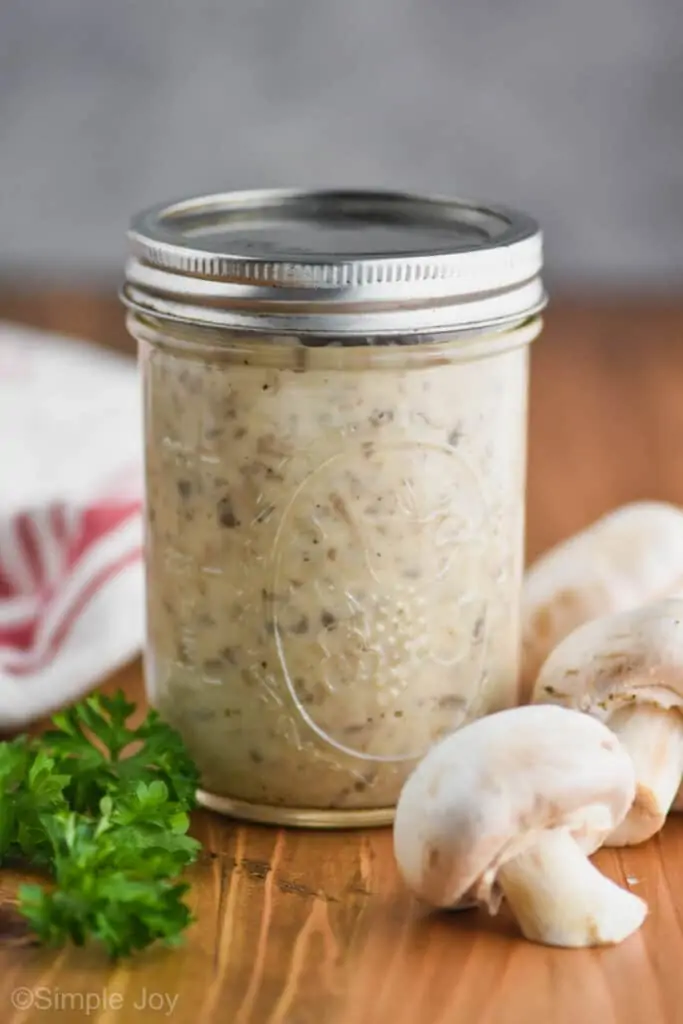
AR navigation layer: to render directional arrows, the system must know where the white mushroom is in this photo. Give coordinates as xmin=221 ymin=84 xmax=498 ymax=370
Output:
xmin=393 ymin=705 xmax=645 ymax=948
xmin=521 ymin=502 xmax=683 ymax=702
xmin=533 ymin=598 xmax=683 ymax=846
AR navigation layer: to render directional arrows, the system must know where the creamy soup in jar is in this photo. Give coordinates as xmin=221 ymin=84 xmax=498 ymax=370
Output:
xmin=124 ymin=188 xmax=545 ymax=826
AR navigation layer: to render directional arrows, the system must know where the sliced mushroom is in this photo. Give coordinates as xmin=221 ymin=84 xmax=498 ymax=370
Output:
xmin=521 ymin=502 xmax=683 ymax=702
xmin=393 ymin=705 xmax=646 ymax=947
xmin=533 ymin=598 xmax=683 ymax=846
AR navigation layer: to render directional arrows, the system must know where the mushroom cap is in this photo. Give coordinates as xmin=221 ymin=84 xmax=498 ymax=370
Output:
xmin=393 ymin=705 xmax=635 ymax=909
xmin=522 ymin=502 xmax=683 ymax=693
xmin=533 ymin=598 xmax=683 ymax=720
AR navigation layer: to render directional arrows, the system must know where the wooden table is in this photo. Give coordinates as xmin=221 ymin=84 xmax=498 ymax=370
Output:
xmin=1 ymin=289 xmax=683 ymax=1024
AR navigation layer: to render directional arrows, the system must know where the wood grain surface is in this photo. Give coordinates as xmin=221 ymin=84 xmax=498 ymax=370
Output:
xmin=1 ymin=289 xmax=682 ymax=1024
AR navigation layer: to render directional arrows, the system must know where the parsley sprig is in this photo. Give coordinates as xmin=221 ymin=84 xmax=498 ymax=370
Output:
xmin=0 ymin=692 xmax=201 ymax=958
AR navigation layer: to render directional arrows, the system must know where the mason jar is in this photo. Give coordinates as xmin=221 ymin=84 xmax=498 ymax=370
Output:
xmin=122 ymin=189 xmax=545 ymax=827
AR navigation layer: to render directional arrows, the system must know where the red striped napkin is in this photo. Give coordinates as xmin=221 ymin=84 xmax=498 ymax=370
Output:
xmin=0 ymin=323 xmax=144 ymax=727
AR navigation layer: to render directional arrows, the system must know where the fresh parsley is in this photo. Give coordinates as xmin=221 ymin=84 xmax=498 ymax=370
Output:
xmin=0 ymin=692 xmax=201 ymax=959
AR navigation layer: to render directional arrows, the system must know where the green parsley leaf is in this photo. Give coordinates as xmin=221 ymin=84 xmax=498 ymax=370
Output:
xmin=40 ymin=692 xmax=200 ymax=813
xmin=0 ymin=692 xmax=201 ymax=959
xmin=0 ymin=740 xmax=70 ymax=865
xmin=18 ymin=811 xmax=194 ymax=959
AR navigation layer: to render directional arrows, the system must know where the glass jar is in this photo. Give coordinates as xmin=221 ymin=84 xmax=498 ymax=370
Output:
xmin=122 ymin=189 xmax=545 ymax=827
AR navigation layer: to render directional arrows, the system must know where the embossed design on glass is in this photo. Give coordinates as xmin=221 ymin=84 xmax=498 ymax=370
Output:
xmin=273 ymin=443 xmax=489 ymax=760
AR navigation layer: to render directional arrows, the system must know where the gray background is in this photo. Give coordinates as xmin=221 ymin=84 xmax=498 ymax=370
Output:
xmin=1 ymin=0 xmax=682 ymax=289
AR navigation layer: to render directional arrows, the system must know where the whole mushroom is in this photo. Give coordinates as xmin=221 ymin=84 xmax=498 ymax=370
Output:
xmin=533 ymin=597 xmax=683 ymax=846
xmin=521 ymin=502 xmax=683 ymax=702
xmin=393 ymin=705 xmax=646 ymax=947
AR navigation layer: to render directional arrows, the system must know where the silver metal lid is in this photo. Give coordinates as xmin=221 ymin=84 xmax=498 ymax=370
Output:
xmin=122 ymin=188 xmax=545 ymax=337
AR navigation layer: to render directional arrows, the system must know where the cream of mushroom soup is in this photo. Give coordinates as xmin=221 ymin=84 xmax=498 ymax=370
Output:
xmin=123 ymin=189 xmax=545 ymax=826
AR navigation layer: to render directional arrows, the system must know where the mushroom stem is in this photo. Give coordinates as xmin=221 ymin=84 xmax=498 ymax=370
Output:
xmin=496 ymin=830 xmax=646 ymax=947
xmin=606 ymin=704 xmax=683 ymax=846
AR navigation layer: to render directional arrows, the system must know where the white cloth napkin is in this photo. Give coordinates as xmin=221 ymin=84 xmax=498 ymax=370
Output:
xmin=0 ymin=322 xmax=144 ymax=728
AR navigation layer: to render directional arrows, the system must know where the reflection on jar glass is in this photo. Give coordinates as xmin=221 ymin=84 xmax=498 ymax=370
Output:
xmin=123 ymin=189 xmax=545 ymax=827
